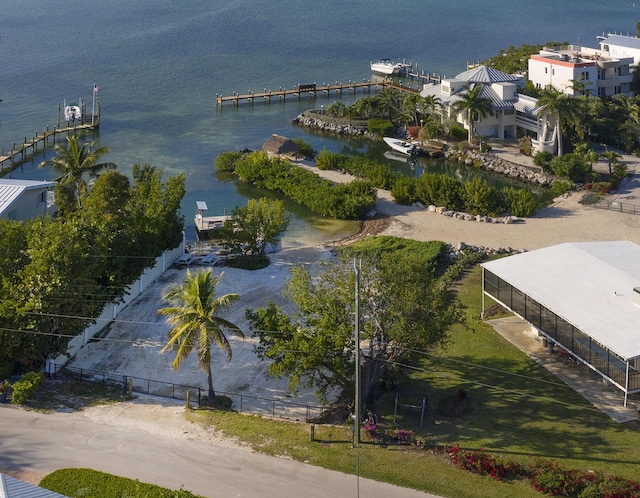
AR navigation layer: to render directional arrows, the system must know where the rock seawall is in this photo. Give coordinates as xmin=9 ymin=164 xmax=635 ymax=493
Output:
xmin=444 ymin=148 xmax=554 ymax=186
xmin=293 ymin=114 xmax=373 ymax=138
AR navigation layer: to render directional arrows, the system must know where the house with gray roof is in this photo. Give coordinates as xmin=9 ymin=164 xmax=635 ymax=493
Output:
xmin=420 ymin=65 xmax=541 ymax=141
xmin=0 ymin=473 xmax=68 ymax=497
xmin=0 ymin=179 xmax=57 ymax=221
xmin=482 ymin=241 xmax=640 ymax=406
xmin=598 ymin=32 xmax=640 ymax=67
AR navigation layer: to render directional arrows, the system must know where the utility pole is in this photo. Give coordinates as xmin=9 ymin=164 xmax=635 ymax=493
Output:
xmin=354 ymin=259 xmax=361 ymax=445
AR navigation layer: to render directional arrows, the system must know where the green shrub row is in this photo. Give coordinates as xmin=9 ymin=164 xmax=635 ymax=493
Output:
xmin=11 ymin=371 xmax=44 ymax=405
xmin=391 ymin=173 xmax=538 ymax=217
xmin=316 ymin=150 xmax=399 ymax=189
xmin=215 ymin=151 xmax=376 ymax=220
xmin=449 ymin=445 xmax=640 ymax=497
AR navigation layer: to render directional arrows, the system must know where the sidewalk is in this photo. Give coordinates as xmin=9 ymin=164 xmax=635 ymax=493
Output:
xmin=488 ymin=316 xmax=640 ymax=423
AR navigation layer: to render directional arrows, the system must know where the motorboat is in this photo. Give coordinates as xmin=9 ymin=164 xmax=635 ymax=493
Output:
xmin=370 ymin=59 xmax=405 ymax=75
xmin=64 ymin=100 xmax=82 ymax=123
xmin=383 ymin=137 xmax=423 ymax=156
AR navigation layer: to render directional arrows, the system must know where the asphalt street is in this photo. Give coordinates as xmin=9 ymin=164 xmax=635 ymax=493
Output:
xmin=0 ymin=405 xmax=441 ymax=498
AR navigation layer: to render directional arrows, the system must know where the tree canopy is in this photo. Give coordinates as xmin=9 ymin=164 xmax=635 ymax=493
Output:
xmin=0 ymin=165 xmax=186 ymax=376
xmin=247 ymin=237 xmax=471 ymax=407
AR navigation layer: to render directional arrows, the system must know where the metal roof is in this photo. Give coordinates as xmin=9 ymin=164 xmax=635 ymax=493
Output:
xmin=600 ymin=34 xmax=640 ymax=50
xmin=482 ymin=241 xmax=640 ymax=361
xmin=0 ymin=179 xmax=56 ymax=217
xmin=454 ymin=65 xmax=522 ymax=84
xmin=0 ymin=473 xmax=68 ymax=498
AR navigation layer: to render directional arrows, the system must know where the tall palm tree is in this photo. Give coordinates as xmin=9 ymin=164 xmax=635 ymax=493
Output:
xmin=421 ymin=94 xmax=442 ymax=117
xmin=536 ymin=86 xmax=583 ymax=157
xmin=375 ymin=87 xmax=403 ymax=122
xmin=158 ymin=268 xmax=243 ymax=406
xmin=38 ymin=134 xmax=116 ymax=208
xmin=452 ymin=84 xmax=493 ymax=143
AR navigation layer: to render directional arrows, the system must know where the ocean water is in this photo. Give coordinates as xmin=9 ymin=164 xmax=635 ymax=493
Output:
xmin=1 ymin=0 xmax=637 ymax=242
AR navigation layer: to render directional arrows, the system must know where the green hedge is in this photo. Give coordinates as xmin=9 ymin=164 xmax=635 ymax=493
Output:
xmin=220 ymin=151 xmax=376 ymax=220
xmin=391 ymin=173 xmax=537 ymax=217
xmin=11 ymin=371 xmax=44 ymax=405
xmin=40 ymin=468 xmax=203 ymax=498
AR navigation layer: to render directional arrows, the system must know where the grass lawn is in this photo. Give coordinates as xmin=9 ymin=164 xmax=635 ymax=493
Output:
xmin=36 ymin=264 xmax=640 ymax=497
xmin=186 ymin=264 xmax=640 ymax=497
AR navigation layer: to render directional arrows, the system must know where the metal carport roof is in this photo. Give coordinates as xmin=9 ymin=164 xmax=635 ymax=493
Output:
xmin=482 ymin=241 xmax=640 ymax=361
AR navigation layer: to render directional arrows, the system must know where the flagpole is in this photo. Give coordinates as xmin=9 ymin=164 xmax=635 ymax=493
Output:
xmin=92 ymin=83 xmax=96 ymax=126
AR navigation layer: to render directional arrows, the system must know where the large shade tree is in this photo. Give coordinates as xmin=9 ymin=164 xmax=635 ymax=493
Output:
xmin=452 ymin=84 xmax=493 ymax=143
xmin=38 ymin=134 xmax=116 ymax=210
xmin=247 ymin=237 xmax=463 ymax=407
xmin=158 ymin=269 xmax=243 ymax=406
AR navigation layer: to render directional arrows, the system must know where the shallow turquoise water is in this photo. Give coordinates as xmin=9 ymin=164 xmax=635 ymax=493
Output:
xmin=1 ymin=0 xmax=636 ymax=241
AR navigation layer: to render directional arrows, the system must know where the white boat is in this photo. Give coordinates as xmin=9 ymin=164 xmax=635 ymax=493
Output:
xmin=370 ymin=59 xmax=404 ymax=75
xmin=64 ymin=100 xmax=82 ymax=123
xmin=383 ymin=137 xmax=422 ymax=156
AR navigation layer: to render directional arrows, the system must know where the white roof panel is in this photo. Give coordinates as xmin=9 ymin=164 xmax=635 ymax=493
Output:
xmin=482 ymin=241 xmax=640 ymax=360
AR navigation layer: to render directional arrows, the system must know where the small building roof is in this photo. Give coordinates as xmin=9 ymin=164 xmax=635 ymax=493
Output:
xmin=261 ymin=134 xmax=299 ymax=156
xmin=482 ymin=241 xmax=640 ymax=361
xmin=454 ymin=65 xmax=522 ymax=84
xmin=0 ymin=179 xmax=56 ymax=217
xmin=0 ymin=473 xmax=68 ymax=497
xmin=600 ymin=33 xmax=640 ymax=50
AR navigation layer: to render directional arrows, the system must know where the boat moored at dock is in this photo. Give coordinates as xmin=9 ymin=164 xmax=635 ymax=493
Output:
xmin=383 ymin=136 xmax=423 ymax=156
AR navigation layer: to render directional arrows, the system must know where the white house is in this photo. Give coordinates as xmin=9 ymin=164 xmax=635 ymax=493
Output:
xmin=598 ymin=32 xmax=640 ymax=67
xmin=420 ymin=65 xmax=542 ymax=140
xmin=482 ymin=241 xmax=640 ymax=406
xmin=528 ymin=44 xmax=633 ymax=97
xmin=0 ymin=179 xmax=57 ymax=221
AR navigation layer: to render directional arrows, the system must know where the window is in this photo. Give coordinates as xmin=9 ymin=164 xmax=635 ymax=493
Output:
xmin=545 ymin=67 xmax=548 ymax=74
xmin=37 ymin=191 xmax=46 ymax=205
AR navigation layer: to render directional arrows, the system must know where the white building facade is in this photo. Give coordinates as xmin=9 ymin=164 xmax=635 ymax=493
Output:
xmin=0 ymin=179 xmax=57 ymax=221
xmin=528 ymin=44 xmax=633 ymax=97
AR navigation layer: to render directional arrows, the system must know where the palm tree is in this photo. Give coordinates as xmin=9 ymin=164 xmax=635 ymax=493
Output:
xmin=38 ymin=134 xmax=116 ymax=208
xmin=375 ymin=87 xmax=403 ymax=122
xmin=600 ymin=148 xmax=622 ymax=174
xmin=452 ymin=84 xmax=493 ymax=143
xmin=158 ymin=268 xmax=244 ymax=407
xmin=421 ymin=94 xmax=442 ymax=117
xmin=536 ymin=86 xmax=583 ymax=157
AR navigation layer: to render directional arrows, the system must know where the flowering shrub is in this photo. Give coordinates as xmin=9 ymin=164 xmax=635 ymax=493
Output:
xmin=445 ymin=447 xmax=640 ymax=496
xmin=384 ymin=428 xmax=414 ymax=444
xmin=448 ymin=444 xmax=522 ymax=481
xmin=362 ymin=420 xmax=378 ymax=439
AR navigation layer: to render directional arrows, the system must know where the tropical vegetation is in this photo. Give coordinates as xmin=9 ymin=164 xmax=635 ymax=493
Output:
xmin=247 ymin=236 xmax=480 ymax=405
xmin=0 ymin=146 xmax=185 ymax=377
xmin=158 ymin=268 xmax=244 ymax=406
xmin=215 ymin=150 xmax=377 ymax=220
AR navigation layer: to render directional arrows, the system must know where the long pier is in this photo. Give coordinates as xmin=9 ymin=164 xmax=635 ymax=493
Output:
xmin=216 ymin=79 xmax=425 ymax=106
xmin=0 ymin=105 xmax=100 ymax=174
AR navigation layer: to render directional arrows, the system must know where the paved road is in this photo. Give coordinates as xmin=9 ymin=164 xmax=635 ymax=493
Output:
xmin=0 ymin=406 xmax=441 ymax=498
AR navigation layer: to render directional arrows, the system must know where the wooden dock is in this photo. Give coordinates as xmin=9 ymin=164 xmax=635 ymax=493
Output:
xmin=215 ymin=80 xmax=422 ymax=106
xmin=0 ymin=104 xmax=100 ymax=174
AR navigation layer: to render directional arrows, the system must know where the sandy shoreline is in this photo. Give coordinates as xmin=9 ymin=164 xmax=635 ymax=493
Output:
xmin=10 ymin=145 xmax=640 ymax=486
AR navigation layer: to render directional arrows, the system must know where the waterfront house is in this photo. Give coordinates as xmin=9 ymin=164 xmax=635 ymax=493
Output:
xmin=420 ymin=65 xmax=541 ymax=141
xmin=0 ymin=179 xmax=57 ymax=221
xmin=482 ymin=241 xmax=640 ymax=406
xmin=598 ymin=32 xmax=640 ymax=67
xmin=528 ymin=44 xmax=633 ymax=98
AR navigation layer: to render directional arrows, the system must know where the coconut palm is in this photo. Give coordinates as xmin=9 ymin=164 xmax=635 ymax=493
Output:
xmin=600 ymin=149 xmax=622 ymax=174
xmin=375 ymin=87 xmax=403 ymax=121
xmin=38 ymin=134 xmax=116 ymax=208
xmin=158 ymin=268 xmax=244 ymax=406
xmin=452 ymin=84 xmax=493 ymax=143
xmin=421 ymin=94 xmax=442 ymax=117
xmin=536 ymin=86 xmax=584 ymax=156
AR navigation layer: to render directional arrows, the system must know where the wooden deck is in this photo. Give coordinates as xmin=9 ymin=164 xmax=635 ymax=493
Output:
xmin=0 ymin=112 xmax=100 ymax=173
xmin=194 ymin=214 xmax=230 ymax=233
xmin=216 ymin=80 xmax=421 ymax=106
